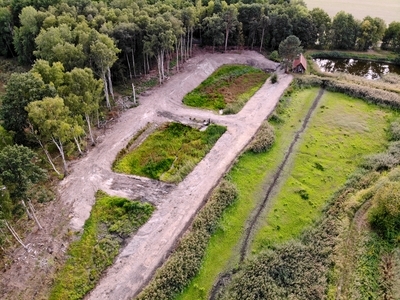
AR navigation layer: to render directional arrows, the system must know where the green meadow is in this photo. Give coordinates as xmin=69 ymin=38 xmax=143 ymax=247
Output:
xmin=113 ymin=122 xmax=226 ymax=183
xmin=251 ymin=91 xmax=392 ymax=252
xmin=176 ymin=88 xmax=319 ymax=299
xmin=176 ymin=88 xmax=394 ymax=299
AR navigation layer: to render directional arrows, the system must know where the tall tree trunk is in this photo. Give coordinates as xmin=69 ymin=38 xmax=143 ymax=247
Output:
xmin=73 ymin=136 xmax=83 ymax=155
xmin=161 ymin=50 xmax=165 ymax=81
xmin=102 ymin=73 xmax=110 ymax=108
xmin=39 ymin=137 xmax=60 ymax=175
xmin=21 ymin=200 xmax=33 ymax=220
xmin=28 ymin=123 xmax=60 ymax=175
xmin=186 ymin=31 xmax=190 ymax=60
xmin=181 ymin=35 xmax=184 ymax=62
xmin=132 ymin=49 xmax=136 ymax=77
xmin=126 ymin=52 xmax=132 ymax=80
xmin=52 ymin=137 xmax=68 ymax=176
xmin=190 ymin=29 xmax=194 ymax=57
xmin=4 ymin=220 xmax=27 ymax=249
xmin=85 ymin=113 xmax=95 ymax=146
xmin=132 ymin=83 xmax=137 ymax=106
xmin=157 ymin=53 xmax=162 ymax=85
xmin=27 ymin=199 xmax=43 ymax=230
xmin=176 ymin=43 xmax=179 ymax=72
xmin=225 ymin=27 xmax=229 ymax=52
xmin=107 ymin=67 xmax=114 ymax=101
xmin=260 ymin=27 xmax=265 ymax=52
xmin=146 ymin=54 xmax=150 ymax=74
xmin=143 ymin=54 xmax=146 ymax=75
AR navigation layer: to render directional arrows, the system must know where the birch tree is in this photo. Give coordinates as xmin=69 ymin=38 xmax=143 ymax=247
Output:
xmin=90 ymin=33 xmax=120 ymax=108
xmin=0 ymin=145 xmax=46 ymax=231
xmin=26 ymin=96 xmax=83 ymax=176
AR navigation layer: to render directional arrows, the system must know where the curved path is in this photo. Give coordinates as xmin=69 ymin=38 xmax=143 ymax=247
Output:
xmin=56 ymin=51 xmax=292 ymax=300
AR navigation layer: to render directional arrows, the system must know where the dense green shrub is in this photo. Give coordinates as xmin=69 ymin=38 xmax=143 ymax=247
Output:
xmin=362 ymin=152 xmax=399 ymax=171
xmin=270 ymin=73 xmax=278 ymax=84
xmin=269 ymin=51 xmax=280 ymax=62
xmin=369 ymin=181 xmax=400 ymax=242
xmin=247 ymin=121 xmax=275 ymax=153
xmin=389 ymin=121 xmax=400 ymax=141
xmin=137 ymin=180 xmax=237 ymax=300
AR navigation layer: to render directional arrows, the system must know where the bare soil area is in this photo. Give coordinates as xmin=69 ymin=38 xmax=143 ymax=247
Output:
xmin=0 ymin=50 xmax=291 ymax=300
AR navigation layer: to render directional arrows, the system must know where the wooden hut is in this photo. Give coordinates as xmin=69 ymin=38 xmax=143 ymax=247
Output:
xmin=292 ymin=53 xmax=307 ymax=73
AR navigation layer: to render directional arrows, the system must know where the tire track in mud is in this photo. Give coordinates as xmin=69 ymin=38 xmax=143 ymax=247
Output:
xmin=210 ymin=88 xmax=325 ymax=300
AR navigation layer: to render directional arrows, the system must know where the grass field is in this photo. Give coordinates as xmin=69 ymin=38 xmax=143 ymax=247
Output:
xmin=304 ymin=0 xmax=400 ymax=24
xmin=176 ymin=88 xmax=394 ymax=299
xmin=183 ymin=64 xmax=269 ymax=114
xmin=251 ymin=91 xmax=392 ymax=252
xmin=113 ymin=122 xmax=226 ymax=183
xmin=176 ymin=88 xmax=319 ymax=300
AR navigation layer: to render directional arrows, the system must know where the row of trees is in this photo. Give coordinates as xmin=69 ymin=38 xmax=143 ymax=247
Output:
xmin=0 ymin=0 xmax=399 ymax=86
xmin=1 ymin=60 xmax=103 ymax=175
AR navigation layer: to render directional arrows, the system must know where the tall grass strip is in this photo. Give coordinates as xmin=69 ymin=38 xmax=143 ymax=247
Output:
xmin=49 ymin=191 xmax=154 ymax=300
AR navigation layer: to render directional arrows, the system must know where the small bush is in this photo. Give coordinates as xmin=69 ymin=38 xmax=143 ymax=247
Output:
xmin=269 ymin=50 xmax=280 ymax=62
xmin=271 ymin=73 xmax=278 ymax=84
xmin=369 ymin=181 xmax=400 ymax=241
xmin=247 ymin=121 xmax=275 ymax=153
xmin=362 ymin=153 xmax=399 ymax=171
xmin=389 ymin=121 xmax=400 ymax=141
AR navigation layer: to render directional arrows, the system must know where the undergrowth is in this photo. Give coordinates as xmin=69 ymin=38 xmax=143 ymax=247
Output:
xmin=49 ymin=191 xmax=154 ymax=300
xmin=183 ymin=64 xmax=269 ymax=113
xmin=113 ymin=122 xmax=226 ymax=183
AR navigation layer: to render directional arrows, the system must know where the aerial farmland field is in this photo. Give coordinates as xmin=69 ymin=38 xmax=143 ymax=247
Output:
xmin=304 ymin=0 xmax=400 ymax=24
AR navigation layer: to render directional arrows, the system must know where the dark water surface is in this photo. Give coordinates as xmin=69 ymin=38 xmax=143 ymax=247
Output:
xmin=313 ymin=58 xmax=400 ymax=80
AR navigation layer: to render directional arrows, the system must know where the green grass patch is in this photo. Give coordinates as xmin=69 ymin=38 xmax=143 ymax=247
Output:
xmin=251 ymin=92 xmax=393 ymax=252
xmin=182 ymin=64 xmax=269 ymax=114
xmin=113 ymin=122 xmax=226 ymax=183
xmin=49 ymin=191 xmax=153 ymax=300
xmin=176 ymin=88 xmax=320 ymax=300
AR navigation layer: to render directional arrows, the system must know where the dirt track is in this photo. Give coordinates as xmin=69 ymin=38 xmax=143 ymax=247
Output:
xmin=0 ymin=51 xmax=292 ymax=299
xmin=83 ymin=52 xmax=291 ymax=299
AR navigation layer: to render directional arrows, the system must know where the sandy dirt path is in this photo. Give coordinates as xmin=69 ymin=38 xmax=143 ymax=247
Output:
xmin=79 ymin=52 xmax=292 ymax=300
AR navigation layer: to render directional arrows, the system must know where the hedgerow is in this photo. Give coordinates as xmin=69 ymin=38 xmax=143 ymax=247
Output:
xmin=247 ymin=121 xmax=275 ymax=153
xmin=295 ymin=76 xmax=400 ymax=109
xmin=137 ymin=180 xmax=238 ymax=300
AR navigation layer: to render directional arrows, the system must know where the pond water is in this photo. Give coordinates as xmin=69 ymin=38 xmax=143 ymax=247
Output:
xmin=313 ymin=58 xmax=400 ymax=80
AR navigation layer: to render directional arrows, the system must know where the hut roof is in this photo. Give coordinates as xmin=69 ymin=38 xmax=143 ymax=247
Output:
xmin=292 ymin=53 xmax=307 ymax=70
